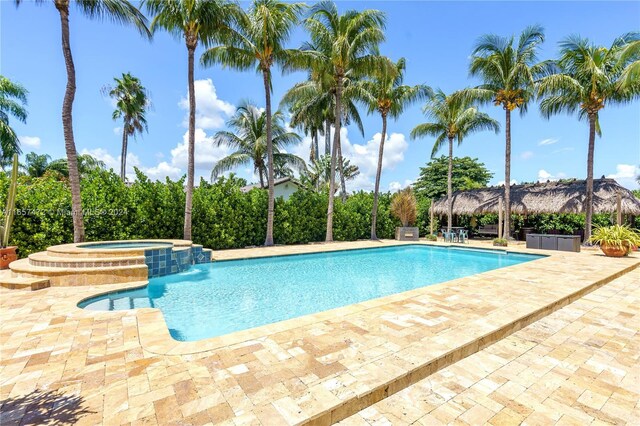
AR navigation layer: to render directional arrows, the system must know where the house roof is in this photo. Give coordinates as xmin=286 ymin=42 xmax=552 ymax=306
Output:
xmin=240 ymin=176 xmax=301 ymax=193
xmin=431 ymin=178 xmax=640 ymax=216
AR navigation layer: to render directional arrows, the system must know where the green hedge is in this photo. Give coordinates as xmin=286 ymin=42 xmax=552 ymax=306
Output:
xmin=0 ymin=168 xmax=411 ymax=256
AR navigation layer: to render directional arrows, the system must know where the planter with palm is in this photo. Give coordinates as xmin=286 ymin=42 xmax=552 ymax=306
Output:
xmin=361 ymin=58 xmax=433 ymax=239
xmin=103 ymin=73 xmax=149 ymax=181
xmin=0 ymin=76 xmax=28 ymax=162
xmin=16 ymin=0 xmax=150 ymax=243
xmin=302 ymin=1 xmax=388 ymax=242
xmin=210 ymin=103 xmax=306 ymax=187
xmin=466 ymin=25 xmax=545 ymax=240
xmin=390 ymin=187 xmax=418 ymax=241
xmin=537 ymin=32 xmax=640 ymax=242
xmin=145 ymin=0 xmax=243 ymax=241
xmin=411 ymin=89 xmax=499 ymax=233
xmin=201 ymin=0 xmax=305 ymax=246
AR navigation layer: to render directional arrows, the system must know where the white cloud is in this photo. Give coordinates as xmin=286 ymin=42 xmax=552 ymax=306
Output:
xmin=170 ymin=128 xmax=231 ymax=170
xmin=537 ymin=169 xmax=567 ymax=182
xmin=388 ymin=179 xmax=413 ymax=192
xmin=178 ymin=79 xmax=235 ymax=130
xmin=19 ymin=136 xmax=41 ymax=149
xmin=538 ymin=169 xmax=552 ymax=180
xmin=340 ymin=129 xmax=409 ymax=191
xmin=607 ymin=164 xmax=639 ymax=189
xmin=113 ymin=127 xmax=122 ymax=135
xmin=520 ymin=151 xmax=534 ymax=160
xmin=144 ymin=161 xmax=182 ymax=181
xmin=538 ymin=138 xmax=558 ymax=146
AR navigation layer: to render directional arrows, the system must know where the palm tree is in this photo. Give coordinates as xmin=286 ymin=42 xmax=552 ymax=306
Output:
xmin=201 ymin=0 xmax=304 ymax=246
xmin=466 ymin=25 xmax=544 ymax=239
xmin=411 ymin=90 xmax=499 ymax=232
xmin=145 ymin=0 xmax=243 ymax=241
xmin=103 ymin=73 xmax=149 ymax=181
xmin=210 ymin=103 xmax=306 ymax=186
xmin=15 ymin=0 xmax=149 ymax=243
xmin=48 ymin=154 xmax=106 ymax=178
xmin=537 ymin=32 xmax=640 ymax=241
xmin=24 ymin=152 xmax=51 ymax=178
xmin=301 ymin=154 xmax=359 ymax=192
xmin=303 ymin=1 xmax=387 ymax=242
xmin=0 ymin=76 xmax=28 ymax=161
xmin=361 ymin=58 xmax=433 ymax=239
xmin=281 ymin=70 xmax=367 ymax=198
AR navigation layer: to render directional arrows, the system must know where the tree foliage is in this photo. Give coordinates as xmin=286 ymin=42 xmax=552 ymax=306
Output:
xmin=413 ymin=156 xmax=493 ymax=200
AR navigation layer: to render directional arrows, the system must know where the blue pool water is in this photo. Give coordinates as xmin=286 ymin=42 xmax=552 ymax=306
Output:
xmin=79 ymin=245 xmax=542 ymax=341
xmin=80 ymin=242 xmax=172 ymax=249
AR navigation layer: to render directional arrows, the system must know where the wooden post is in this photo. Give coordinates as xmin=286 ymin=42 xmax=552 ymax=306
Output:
xmin=498 ymin=196 xmax=503 ymax=239
xmin=616 ymin=192 xmax=622 ymax=225
xmin=429 ymin=198 xmax=434 ymax=235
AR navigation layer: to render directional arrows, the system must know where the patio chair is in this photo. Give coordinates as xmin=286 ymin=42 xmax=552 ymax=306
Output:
xmin=459 ymin=229 xmax=469 ymax=244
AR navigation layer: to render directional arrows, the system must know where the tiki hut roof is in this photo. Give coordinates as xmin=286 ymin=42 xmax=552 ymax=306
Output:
xmin=431 ymin=178 xmax=640 ymax=216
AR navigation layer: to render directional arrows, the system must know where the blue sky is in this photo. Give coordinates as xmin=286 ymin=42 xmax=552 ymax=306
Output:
xmin=2 ymin=1 xmax=639 ymax=191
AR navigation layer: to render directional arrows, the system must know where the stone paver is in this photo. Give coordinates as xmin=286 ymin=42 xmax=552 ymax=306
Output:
xmin=0 ymin=240 xmax=637 ymax=425
xmin=340 ymin=268 xmax=640 ymax=426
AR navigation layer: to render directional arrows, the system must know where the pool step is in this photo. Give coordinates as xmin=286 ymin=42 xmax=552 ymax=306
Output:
xmin=0 ymin=276 xmax=50 ymax=291
xmin=28 ymin=251 xmax=145 ymax=268
xmin=9 ymin=258 xmax=148 ymax=287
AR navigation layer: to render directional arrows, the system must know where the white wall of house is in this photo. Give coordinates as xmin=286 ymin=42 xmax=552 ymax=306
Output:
xmin=274 ymin=181 xmax=299 ymax=200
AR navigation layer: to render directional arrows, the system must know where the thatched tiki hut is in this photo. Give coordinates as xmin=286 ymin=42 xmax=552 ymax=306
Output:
xmin=431 ymin=178 xmax=640 ymax=236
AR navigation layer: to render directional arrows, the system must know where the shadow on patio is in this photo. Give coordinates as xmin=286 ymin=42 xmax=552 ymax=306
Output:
xmin=0 ymin=389 xmax=94 ymax=425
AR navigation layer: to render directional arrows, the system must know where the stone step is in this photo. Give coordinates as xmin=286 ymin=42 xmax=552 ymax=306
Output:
xmin=28 ymin=251 xmax=145 ymax=268
xmin=0 ymin=276 xmax=50 ymax=291
xmin=10 ymin=258 xmax=148 ymax=287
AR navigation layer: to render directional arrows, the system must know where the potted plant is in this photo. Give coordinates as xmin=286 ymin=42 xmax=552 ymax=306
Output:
xmin=391 ymin=187 xmax=419 ymax=241
xmin=1 ymin=154 xmax=19 ymax=269
xmin=493 ymin=238 xmax=508 ymax=247
xmin=589 ymin=225 xmax=640 ymax=257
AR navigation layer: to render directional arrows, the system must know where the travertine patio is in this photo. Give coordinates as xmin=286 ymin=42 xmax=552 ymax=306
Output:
xmin=340 ymin=267 xmax=640 ymax=425
xmin=0 ymin=240 xmax=638 ymax=425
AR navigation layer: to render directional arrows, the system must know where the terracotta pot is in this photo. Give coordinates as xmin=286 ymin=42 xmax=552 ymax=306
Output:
xmin=0 ymin=246 xmax=17 ymax=269
xmin=599 ymin=243 xmax=629 ymax=258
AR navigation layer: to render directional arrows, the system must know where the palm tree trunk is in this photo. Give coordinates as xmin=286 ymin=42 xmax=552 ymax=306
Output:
xmin=263 ymin=68 xmax=275 ymax=247
xmin=183 ymin=45 xmax=196 ymax=241
xmin=503 ymin=108 xmax=511 ymax=240
xmin=326 ymin=76 xmax=343 ymax=242
xmin=370 ymin=113 xmax=387 ymax=240
xmin=337 ymin=138 xmax=347 ymax=202
xmin=324 ymin=118 xmax=331 ymax=156
xmin=120 ymin=128 xmax=128 ymax=181
xmin=447 ymin=136 xmax=454 ymax=232
xmin=314 ymin=131 xmax=320 ymax=162
xmin=310 ymin=133 xmax=316 ymax=162
xmin=57 ymin=3 xmax=84 ymax=243
xmin=585 ymin=114 xmax=596 ymax=243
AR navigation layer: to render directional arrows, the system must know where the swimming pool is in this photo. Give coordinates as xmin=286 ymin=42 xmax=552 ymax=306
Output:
xmin=79 ymin=245 xmax=542 ymax=341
